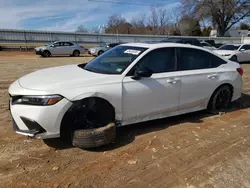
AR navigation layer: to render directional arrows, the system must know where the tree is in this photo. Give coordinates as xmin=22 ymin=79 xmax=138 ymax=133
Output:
xmin=148 ymin=6 xmax=159 ymax=35
xmin=240 ymin=22 xmax=250 ymax=30
xmin=181 ymin=0 xmax=250 ymax=36
xmin=130 ymin=13 xmax=151 ymax=34
xmin=202 ymin=26 xmax=213 ymax=36
xmin=179 ymin=16 xmax=202 ymax=36
xmin=105 ymin=14 xmax=132 ymax=34
xmin=76 ymin=25 xmax=89 ymax=33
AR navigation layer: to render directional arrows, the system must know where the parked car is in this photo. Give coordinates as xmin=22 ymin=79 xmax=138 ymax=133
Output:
xmin=34 ymin=41 xmax=85 ymax=57
xmin=214 ymin=44 xmax=250 ymax=63
xmin=204 ymin=40 xmax=216 ymax=47
xmin=88 ymin=42 xmax=122 ymax=56
xmin=200 ymin=41 xmax=217 ymax=50
xmin=9 ymin=43 xmax=243 ymax=148
xmin=161 ymin=38 xmax=202 ymax=47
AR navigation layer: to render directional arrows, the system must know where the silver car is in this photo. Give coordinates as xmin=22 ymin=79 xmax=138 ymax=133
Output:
xmin=88 ymin=43 xmax=121 ymax=56
xmin=35 ymin=41 xmax=85 ymax=57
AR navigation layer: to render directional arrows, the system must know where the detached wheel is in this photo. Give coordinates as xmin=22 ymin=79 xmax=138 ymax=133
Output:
xmin=97 ymin=50 xmax=104 ymax=56
xmin=42 ymin=50 xmax=51 ymax=57
xmin=72 ymin=122 xmax=116 ymax=148
xmin=73 ymin=50 xmax=80 ymax=57
xmin=207 ymin=85 xmax=232 ymax=114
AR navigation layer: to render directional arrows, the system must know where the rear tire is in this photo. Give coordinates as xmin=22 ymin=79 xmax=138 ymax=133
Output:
xmin=207 ymin=85 xmax=232 ymax=114
xmin=73 ymin=50 xmax=80 ymax=57
xmin=72 ymin=122 xmax=116 ymax=148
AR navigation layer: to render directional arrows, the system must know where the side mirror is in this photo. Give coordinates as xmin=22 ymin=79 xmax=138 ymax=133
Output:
xmin=240 ymin=48 xmax=245 ymax=52
xmin=132 ymin=67 xmax=153 ymax=80
xmin=50 ymin=44 xmax=55 ymax=47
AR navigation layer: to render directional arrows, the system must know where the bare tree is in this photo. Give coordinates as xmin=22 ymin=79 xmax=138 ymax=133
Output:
xmin=168 ymin=7 xmax=182 ymax=35
xmin=131 ymin=13 xmax=151 ymax=34
xmin=105 ymin=14 xmax=132 ymax=34
xmin=76 ymin=25 xmax=89 ymax=33
xmin=149 ymin=6 xmax=159 ymax=35
xmin=158 ymin=7 xmax=167 ymax=35
xmin=179 ymin=15 xmax=202 ymax=36
xmin=181 ymin=0 xmax=250 ymax=36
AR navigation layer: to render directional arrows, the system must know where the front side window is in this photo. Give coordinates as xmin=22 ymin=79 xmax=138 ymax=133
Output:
xmin=64 ymin=42 xmax=73 ymax=46
xmin=178 ymin=48 xmax=226 ymax=70
xmin=134 ymin=48 xmax=176 ymax=74
xmin=219 ymin=44 xmax=241 ymax=51
xmin=80 ymin=46 xmax=147 ymax=74
xmin=53 ymin=42 xmax=60 ymax=47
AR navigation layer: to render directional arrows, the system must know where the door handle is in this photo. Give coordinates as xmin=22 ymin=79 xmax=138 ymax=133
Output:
xmin=207 ymin=74 xmax=218 ymax=79
xmin=167 ymin=78 xmax=180 ymax=84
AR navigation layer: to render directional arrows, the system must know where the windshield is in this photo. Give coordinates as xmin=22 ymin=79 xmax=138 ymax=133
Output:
xmin=219 ymin=44 xmax=240 ymax=51
xmin=80 ymin=46 xmax=147 ymax=74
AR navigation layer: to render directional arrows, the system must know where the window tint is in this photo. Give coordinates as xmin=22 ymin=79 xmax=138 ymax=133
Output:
xmin=64 ymin=42 xmax=73 ymax=46
xmin=109 ymin=43 xmax=118 ymax=48
xmin=53 ymin=42 xmax=60 ymax=47
xmin=241 ymin=45 xmax=250 ymax=50
xmin=178 ymin=48 xmax=226 ymax=70
xmin=210 ymin=55 xmax=227 ymax=68
xmin=135 ymin=48 xmax=176 ymax=74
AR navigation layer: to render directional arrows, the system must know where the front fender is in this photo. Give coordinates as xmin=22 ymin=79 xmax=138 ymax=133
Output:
xmin=71 ymin=92 xmax=122 ymax=120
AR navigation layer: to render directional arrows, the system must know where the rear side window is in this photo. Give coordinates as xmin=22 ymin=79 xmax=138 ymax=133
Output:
xmin=178 ymin=48 xmax=210 ymax=70
xmin=135 ymin=48 xmax=176 ymax=74
xmin=210 ymin=55 xmax=227 ymax=68
xmin=178 ymin=48 xmax=226 ymax=70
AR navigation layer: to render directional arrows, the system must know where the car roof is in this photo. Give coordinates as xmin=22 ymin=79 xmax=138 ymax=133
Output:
xmin=54 ymin=41 xmax=75 ymax=43
xmin=120 ymin=42 xmax=203 ymax=50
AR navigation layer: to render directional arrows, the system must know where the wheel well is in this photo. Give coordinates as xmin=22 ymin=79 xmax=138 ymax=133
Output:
xmin=208 ymin=83 xmax=234 ymax=106
xmin=73 ymin=49 xmax=80 ymax=53
xmin=98 ymin=50 xmax=104 ymax=54
xmin=43 ymin=50 xmax=51 ymax=54
xmin=60 ymin=97 xmax=115 ymax=137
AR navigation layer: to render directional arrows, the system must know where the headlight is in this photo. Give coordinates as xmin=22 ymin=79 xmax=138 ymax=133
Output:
xmin=12 ymin=95 xmax=63 ymax=106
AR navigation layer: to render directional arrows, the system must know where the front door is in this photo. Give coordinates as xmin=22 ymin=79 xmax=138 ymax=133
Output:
xmin=49 ymin=42 xmax=65 ymax=55
xmin=122 ymin=47 xmax=181 ymax=125
xmin=238 ymin=45 xmax=250 ymax=62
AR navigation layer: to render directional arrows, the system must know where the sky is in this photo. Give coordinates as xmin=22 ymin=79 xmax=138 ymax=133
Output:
xmin=0 ymin=0 xmax=180 ymax=32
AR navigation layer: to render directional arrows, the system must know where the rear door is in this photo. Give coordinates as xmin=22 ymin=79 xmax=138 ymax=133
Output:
xmin=177 ymin=47 xmax=227 ymax=110
xmin=63 ymin=42 xmax=74 ymax=55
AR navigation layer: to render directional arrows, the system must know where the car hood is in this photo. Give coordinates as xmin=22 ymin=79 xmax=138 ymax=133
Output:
xmin=213 ymin=50 xmax=235 ymax=55
xmin=18 ymin=65 xmax=121 ymax=91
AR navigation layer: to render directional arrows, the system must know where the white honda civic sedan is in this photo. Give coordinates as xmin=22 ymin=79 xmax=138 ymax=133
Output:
xmin=9 ymin=43 xmax=243 ymax=148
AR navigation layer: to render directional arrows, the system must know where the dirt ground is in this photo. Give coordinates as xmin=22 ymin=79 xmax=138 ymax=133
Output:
xmin=1 ymin=51 xmax=250 ymax=188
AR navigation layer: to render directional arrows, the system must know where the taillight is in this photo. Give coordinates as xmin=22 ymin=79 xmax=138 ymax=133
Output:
xmin=237 ymin=67 xmax=243 ymax=76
